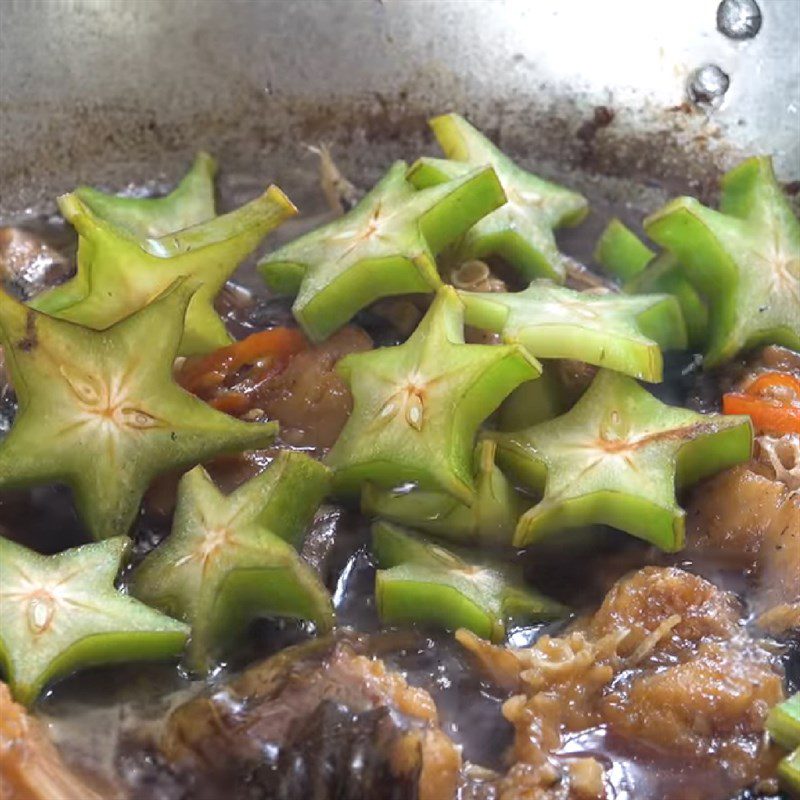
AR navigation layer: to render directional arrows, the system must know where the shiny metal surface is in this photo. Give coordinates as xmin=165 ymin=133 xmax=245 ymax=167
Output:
xmin=0 ymin=0 xmax=798 ymax=214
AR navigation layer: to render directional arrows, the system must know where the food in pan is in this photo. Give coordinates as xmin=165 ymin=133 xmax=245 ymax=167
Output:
xmin=0 ymin=113 xmax=798 ymax=800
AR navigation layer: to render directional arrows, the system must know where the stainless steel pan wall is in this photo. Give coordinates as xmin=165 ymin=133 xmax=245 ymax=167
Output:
xmin=1 ymin=0 xmax=798 ymax=214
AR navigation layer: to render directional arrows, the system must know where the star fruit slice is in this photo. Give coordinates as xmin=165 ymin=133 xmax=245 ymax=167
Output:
xmin=0 ymin=280 xmax=277 ymax=540
xmin=361 ymin=439 xmax=526 ymax=545
xmin=779 ymin=748 xmax=800 ymax=795
xmin=768 ymin=694 xmax=800 ymax=795
xmin=459 ymin=281 xmax=687 ymax=383
xmin=325 ymin=286 xmax=540 ymax=505
xmin=75 ymin=151 xmax=218 ymax=238
xmin=497 ymin=362 xmax=567 ymax=431
xmin=492 ymin=369 xmax=752 ymax=551
xmin=258 ymin=160 xmax=506 ymax=342
xmin=130 ymin=453 xmax=334 ymax=674
xmin=31 ymin=185 xmax=296 ymax=356
xmin=645 ymin=156 xmax=800 ymax=366
xmin=594 ymin=218 xmax=708 ymax=349
xmin=407 ymin=113 xmax=588 ymax=282
xmin=372 ymin=521 xmax=566 ymax=642
xmin=0 ymin=536 xmax=188 ymax=706
xmin=768 ymin=693 xmax=800 ymax=752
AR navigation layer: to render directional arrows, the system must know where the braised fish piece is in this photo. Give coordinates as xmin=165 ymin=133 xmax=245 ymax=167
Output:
xmin=162 ymin=634 xmax=461 ymax=800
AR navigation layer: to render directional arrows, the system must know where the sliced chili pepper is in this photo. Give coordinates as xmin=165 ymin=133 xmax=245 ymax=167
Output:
xmin=722 ymin=370 xmax=800 ymax=435
xmin=746 ymin=370 xmax=800 ymax=399
xmin=179 ymin=327 xmax=308 ymax=397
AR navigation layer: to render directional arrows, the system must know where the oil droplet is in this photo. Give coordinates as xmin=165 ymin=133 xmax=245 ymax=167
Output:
xmin=716 ymin=0 xmax=762 ymax=40
xmin=688 ymin=64 xmax=731 ymax=109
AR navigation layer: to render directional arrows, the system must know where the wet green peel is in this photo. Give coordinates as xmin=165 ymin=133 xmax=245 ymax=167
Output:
xmin=769 ymin=695 xmax=800 ymax=796
xmin=407 ymin=113 xmax=588 ymax=282
xmin=372 ymin=521 xmax=566 ymax=642
xmin=361 ymin=439 xmax=526 ymax=545
xmin=459 ymin=282 xmax=687 ymax=383
xmin=325 ymin=286 xmax=541 ymax=505
xmin=0 ymin=281 xmax=277 ymax=540
xmin=31 ymin=185 xmax=296 ymax=356
xmin=498 ymin=362 xmax=567 ymax=431
xmin=131 ymin=452 xmax=333 ymax=675
xmin=492 ymin=369 xmax=752 ymax=551
xmin=645 ymin=156 xmax=800 ymax=365
xmin=594 ymin=218 xmax=708 ymax=350
xmin=74 ymin=152 xmax=218 ymax=238
xmin=593 ymin=218 xmax=654 ymax=281
xmin=259 ymin=160 xmax=507 ymax=342
xmin=768 ymin=694 xmax=800 ymax=752
xmin=779 ymin=749 xmax=800 ymax=796
xmin=0 ymin=536 xmax=188 ymax=706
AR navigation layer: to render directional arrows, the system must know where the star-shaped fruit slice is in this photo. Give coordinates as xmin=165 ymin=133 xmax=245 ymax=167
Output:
xmin=74 ymin=151 xmax=218 ymax=238
xmin=361 ymin=439 xmax=525 ymax=545
xmin=768 ymin=693 xmax=800 ymax=795
xmin=0 ymin=536 xmax=188 ymax=706
xmin=407 ymin=113 xmax=588 ymax=282
xmin=645 ymin=156 xmax=800 ymax=366
xmin=325 ymin=287 xmax=540 ymax=505
xmin=130 ymin=453 xmax=334 ymax=674
xmin=31 ymin=185 xmax=295 ymax=355
xmin=594 ymin=218 xmax=709 ymax=349
xmin=0 ymin=280 xmax=278 ymax=540
xmin=372 ymin=521 xmax=566 ymax=642
xmin=492 ymin=369 xmax=752 ymax=551
xmin=257 ymin=160 xmax=506 ymax=342
xmin=458 ymin=281 xmax=687 ymax=382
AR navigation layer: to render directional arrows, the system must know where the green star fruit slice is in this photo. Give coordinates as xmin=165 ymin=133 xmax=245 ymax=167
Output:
xmin=779 ymin=748 xmax=800 ymax=796
xmin=459 ymin=281 xmax=687 ymax=383
xmin=325 ymin=286 xmax=541 ymax=505
xmin=74 ymin=152 xmax=217 ymax=238
xmin=593 ymin=217 xmax=654 ymax=281
xmin=626 ymin=254 xmax=709 ymax=351
xmin=130 ymin=455 xmax=334 ymax=674
xmin=594 ymin=218 xmax=708 ymax=350
xmin=497 ymin=362 xmax=567 ymax=431
xmin=645 ymin=156 xmax=800 ymax=366
xmin=31 ymin=185 xmax=296 ymax=356
xmin=769 ymin=695 xmax=800 ymax=796
xmin=0 ymin=536 xmax=188 ymax=706
xmin=372 ymin=521 xmax=566 ymax=642
xmin=768 ymin=694 xmax=800 ymax=752
xmin=0 ymin=280 xmax=277 ymax=540
xmin=407 ymin=113 xmax=588 ymax=282
xmin=492 ymin=369 xmax=752 ymax=551
xmin=361 ymin=439 xmax=526 ymax=545
xmin=258 ymin=160 xmax=507 ymax=342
